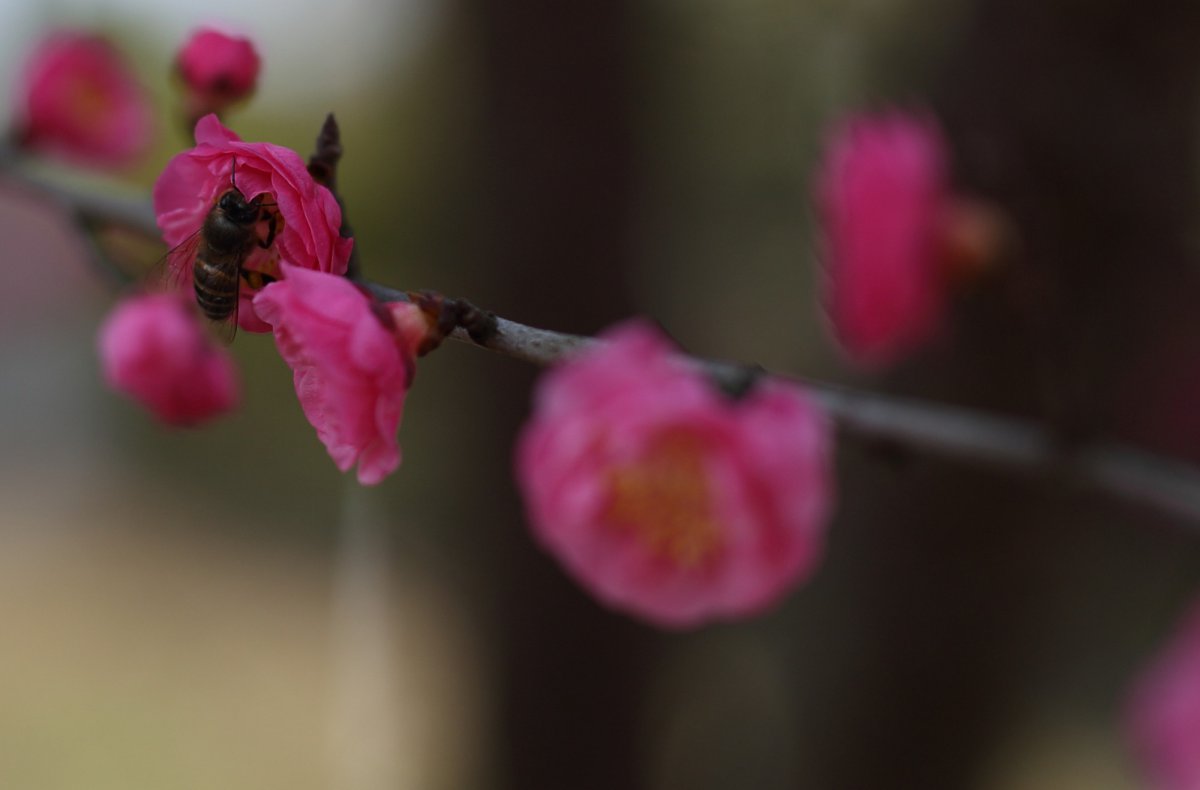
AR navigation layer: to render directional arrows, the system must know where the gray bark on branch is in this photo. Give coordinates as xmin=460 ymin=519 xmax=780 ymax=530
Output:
xmin=7 ymin=154 xmax=1200 ymax=526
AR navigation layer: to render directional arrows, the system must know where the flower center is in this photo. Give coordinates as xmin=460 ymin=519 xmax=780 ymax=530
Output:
xmin=66 ymin=74 xmax=115 ymax=126
xmin=605 ymin=431 xmax=722 ymax=568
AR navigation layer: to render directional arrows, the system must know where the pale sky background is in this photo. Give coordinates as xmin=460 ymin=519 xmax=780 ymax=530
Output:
xmin=0 ymin=0 xmax=440 ymax=123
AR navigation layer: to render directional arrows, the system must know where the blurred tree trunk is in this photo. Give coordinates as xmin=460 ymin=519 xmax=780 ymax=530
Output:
xmin=456 ymin=0 xmax=1200 ymax=787
xmin=465 ymin=2 xmax=652 ymax=789
xmin=812 ymin=1 xmax=1200 ymax=787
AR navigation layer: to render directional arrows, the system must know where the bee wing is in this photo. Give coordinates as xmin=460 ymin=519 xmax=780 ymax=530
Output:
xmin=146 ymin=230 xmax=240 ymax=345
xmin=208 ymin=296 xmax=240 ymax=345
xmin=145 ymin=229 xmax=202 ymax=295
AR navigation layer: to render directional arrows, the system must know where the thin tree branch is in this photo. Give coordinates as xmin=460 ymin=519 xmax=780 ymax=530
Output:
xmin=9 ymin=157 xmax=1200 ymax=526
xmin=369 ymin=283 xmax=1200 ymax=524
xmin=0 ymin=156 xmax=159 ymax=238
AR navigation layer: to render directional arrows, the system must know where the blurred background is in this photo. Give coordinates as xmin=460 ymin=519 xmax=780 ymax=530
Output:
xmin=2 ymin=0 xmax=1200 ymax=787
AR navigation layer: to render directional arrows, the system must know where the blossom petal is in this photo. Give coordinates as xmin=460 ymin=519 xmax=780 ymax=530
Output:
xmin=515 ymin=319 xmax=835 ymax=628
xmin=253 ymin=267 xmax=422 ymax=485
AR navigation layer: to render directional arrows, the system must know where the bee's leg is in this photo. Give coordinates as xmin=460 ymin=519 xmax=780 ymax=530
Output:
xmin=259 ymin=211 xmax=278 ymax=249
xmin=241 ymin=269 xmax=278 ymax=289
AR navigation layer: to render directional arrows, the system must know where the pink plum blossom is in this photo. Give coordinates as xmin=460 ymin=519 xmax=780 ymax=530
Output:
xmin=97 ymin=292 xmax=238 ymax=425
xmin=177 ymin=27 xmax=260 ymax=100
xmin=814 ymin=110 xmax=954 ymax=367
xmin=253 ymin=266 xmax=429 ymax=485
xmin=515 ymin=320 xmax=834 ymax=629
xmin=15 ymin=30 xmax=154 ymax=168
xmin=176 ymin=27 xmax=261 ymax=120
xmin=1127 ymin=599 xmax=1200 ymax=790
xmin=153 ymin=114 xmax=353 ymax=332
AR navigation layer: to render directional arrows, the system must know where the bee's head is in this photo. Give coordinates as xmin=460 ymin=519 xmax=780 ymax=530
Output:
xmin=217 ymin=188 xmax=261 ymax=225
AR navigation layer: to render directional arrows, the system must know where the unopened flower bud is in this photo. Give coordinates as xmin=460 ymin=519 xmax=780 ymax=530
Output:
xmin=175 ymin=27 xmax=260 ymax=121
xmin=814 ymin=109 xmax=1009 ymax=368
xmin=97 ymin=292 xmax=239 ymax=425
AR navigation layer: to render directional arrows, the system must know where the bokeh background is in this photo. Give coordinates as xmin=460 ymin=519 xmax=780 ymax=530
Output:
xmin=3 ymin=0 xmax=1200 ymax=787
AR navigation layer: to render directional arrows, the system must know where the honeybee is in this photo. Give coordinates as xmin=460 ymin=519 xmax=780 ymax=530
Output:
xmin=151 ymin=161 xmax=279 ymax=342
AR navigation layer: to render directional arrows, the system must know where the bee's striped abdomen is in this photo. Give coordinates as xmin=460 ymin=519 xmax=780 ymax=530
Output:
xmin=193 ymin=252 xmax=240 ymax=321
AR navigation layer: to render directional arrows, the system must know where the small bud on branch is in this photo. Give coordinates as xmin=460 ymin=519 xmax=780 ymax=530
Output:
xmin=307 ymin=113 xmax=359 ymax=280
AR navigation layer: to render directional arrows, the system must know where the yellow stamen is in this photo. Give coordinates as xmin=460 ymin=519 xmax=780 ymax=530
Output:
xmin=67 ymin=75 xmax=114 ymax=125
xmin=605 ymin=432 xmax=722 ymax=567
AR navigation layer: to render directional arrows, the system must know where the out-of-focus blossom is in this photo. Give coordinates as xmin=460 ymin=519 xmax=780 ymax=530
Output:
xmin=814 ymin=109 xmax=1003 ymax=368
xmin=253 ymin=266 xmax=429 ymax=485
xmin=153 ymin=114 xmax=352 ymax=332
xmin=1127 ymin=599 xmax=1200 ymax=790
xmin=97 ymin=292 xmax=238 ymax=425
xmin=176 ymin=27 xmax=260 ymax=120
xmin=515 ymin=320 xmax=834 ymax=629
xmin=15 ymin=30 xmax=154 ymax=168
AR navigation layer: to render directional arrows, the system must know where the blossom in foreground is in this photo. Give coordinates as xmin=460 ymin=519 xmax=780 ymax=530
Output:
xmin=97 ymin=292 xmax=238 ymax=425
xmin=814 ymin=109 xmax=1001 ymax=368
xmin=1126 ymin=599 xmax=1200 ymax=790
xmin=15 ymin=30 xmax=154 ymax=167
xmin=176 ymin=26 xmax=260 ymax=120
xmin=153 ymin=114 xmax=353 ymax=332
xmin=254 ymin=266 xmax=429 ymax=485
xmin=515 ymin=320 xmax=834 ymax=628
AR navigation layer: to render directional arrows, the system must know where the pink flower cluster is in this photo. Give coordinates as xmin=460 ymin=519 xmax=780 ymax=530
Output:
xmin=101 ymin=115 xmax=427 ymax=484
xmin=16 ymin=30 xmax=154 ymax=168
xmin=84 ymin=26 xmax=842 ymax=633
xmin=814 ymin=110 xmax=1001 ymax=368
xmin=516 ymin=321 xmax=834 ymax=628
xmin=1127 ymin=600 xmax=1200 ymax=790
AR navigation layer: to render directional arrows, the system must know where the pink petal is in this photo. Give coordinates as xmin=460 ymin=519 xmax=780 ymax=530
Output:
xmin=515 ymin=318 xmax=835 ymax=628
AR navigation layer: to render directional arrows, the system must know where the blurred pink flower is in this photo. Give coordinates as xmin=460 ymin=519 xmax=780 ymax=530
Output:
xmin=97 ymin=292 xmax=238 ymax=425
xmin=176 ymin=27 xmax=261 ymax=119
xmin=16 ymin=30 xmax=153 ymax=168
xmin=253 ymin=266 xmax=428 ymax=485
xmin=153 ymin=114 xmax=352 ymax=332
xmin=1127 ymin=599 xmax=1200 ymax=790
xmin=814 ymin=110 xmax=953 ymax=367
xmin=515 ymin=320 xmax=834 ymax=628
